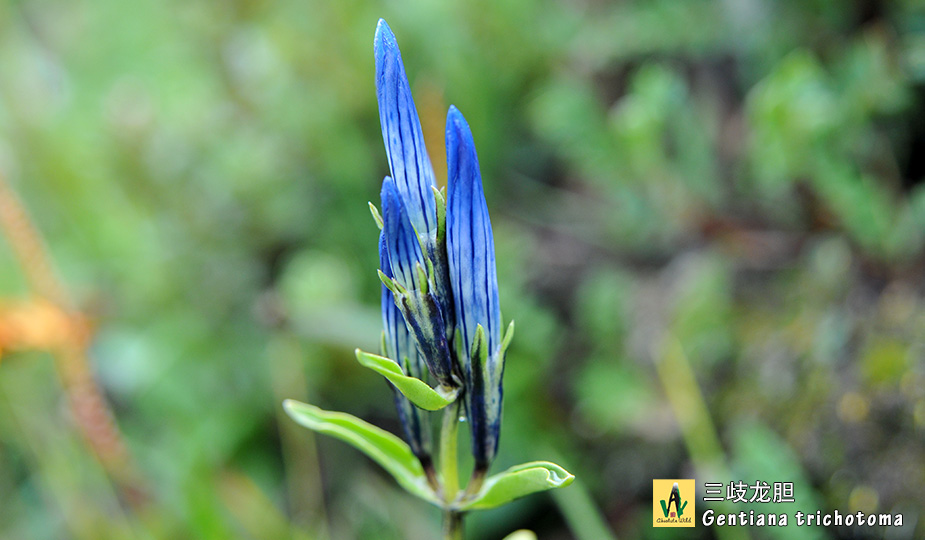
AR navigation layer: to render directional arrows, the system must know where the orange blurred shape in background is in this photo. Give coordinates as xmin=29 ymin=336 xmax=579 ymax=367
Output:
xmin=0 ymin=298 xmax=91 ymax=360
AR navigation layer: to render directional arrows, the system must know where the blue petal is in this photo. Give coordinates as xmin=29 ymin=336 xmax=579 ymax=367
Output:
xmin=375 ymin=19 xmax=437 ymax=236
xmin=446 ymin=106 xmax=501 ymax=356
xmin=379 ymin=231 xmax=402 ymax=356
xmin=381 ymin=177 xmax=426 ymax=290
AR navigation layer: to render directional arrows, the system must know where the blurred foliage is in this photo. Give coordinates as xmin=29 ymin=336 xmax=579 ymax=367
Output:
xmin=1 ymin=0 xmax=925 ymax=539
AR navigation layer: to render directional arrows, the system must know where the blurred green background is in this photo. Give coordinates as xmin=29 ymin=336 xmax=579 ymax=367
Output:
xmin=1 ymin=0 xmax=924 ymax=538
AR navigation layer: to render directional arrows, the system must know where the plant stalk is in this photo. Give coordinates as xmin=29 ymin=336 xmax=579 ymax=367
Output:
xmin=442 ymin=510 xmax=463 ymax=540
xmin=440 ymin=399 xmax=463 ymax=539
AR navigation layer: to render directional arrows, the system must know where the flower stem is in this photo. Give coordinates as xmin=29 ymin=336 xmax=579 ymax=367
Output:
xmin=442 ymin=509 xmax=463 ymax=540
xmin=440 ymin=399 xmax=463 ymax=539
xmin=463 ymin=467 xmax=486 ymax=500
xmin=440 ymin=400 xmax=460 ymax=498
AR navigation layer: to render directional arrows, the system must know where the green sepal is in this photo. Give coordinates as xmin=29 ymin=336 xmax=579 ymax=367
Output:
xmin=500 ymin=320 xmax=515 ymax=355
xmin=456 ymin=461 xmax=575 ymax=510
xmin=378 ymin=269 xmax=406 ymax=296
xmin=473 ymin=324 xmax=489 ymax=365
xmin=354 ymin=349 xmax=459 ymax=410
xmin=425 ymin=257 xmax=436 ymax=285
xmin=472 ymin=323 xmax=502 ymax=400
xmin=368 ymin=202 xmax=384 ymax=230
xmin=432 ymin=185 xmax=447 ymax=247
xmin=414 ymin=261 xmax=429 ymax=293
xmin=282 ymin=400 xmax=439 ymax=504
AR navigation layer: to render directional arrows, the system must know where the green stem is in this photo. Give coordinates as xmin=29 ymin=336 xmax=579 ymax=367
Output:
xmin=440 ymin=400 xmax=463 ymax=539
xmin=442 ymin=510 xmax=463 ymax=540
xmin=440 ymin=400 xmax=460 ymax=500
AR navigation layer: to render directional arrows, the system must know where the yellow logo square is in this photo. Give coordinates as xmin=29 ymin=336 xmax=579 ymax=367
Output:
xmin=653 ymin=479 xmax=695 ymax=527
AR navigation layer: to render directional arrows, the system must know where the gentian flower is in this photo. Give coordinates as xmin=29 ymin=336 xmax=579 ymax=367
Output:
xmin=374 ymin=18 xmax=511 ymax=476
xmin=446 ymin=106 xmax=512 ymax=473
xmin=375 ymin=20 xmax=458 ymax=391
xmin=283 ymin=21 xmax=574 ymax=532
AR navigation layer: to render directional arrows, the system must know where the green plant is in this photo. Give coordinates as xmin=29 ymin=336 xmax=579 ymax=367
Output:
xmin=284 ymin=19 xmax=573 ymax=539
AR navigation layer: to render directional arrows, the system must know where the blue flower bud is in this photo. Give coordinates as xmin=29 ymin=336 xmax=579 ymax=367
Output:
xmin=375 ymin=19 xmax=437 ymax=239
xmin=380 ymin=178 xmax=458 ymax=390
xmin=379 ymin=234 xmax=431 ymax=461
xmin=446 ymin=106 xmax=505 ymax=470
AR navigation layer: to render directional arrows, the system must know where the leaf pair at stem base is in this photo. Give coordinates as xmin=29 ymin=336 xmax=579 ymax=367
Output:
xmin=282 ymin=400 xmax=574 ymax=511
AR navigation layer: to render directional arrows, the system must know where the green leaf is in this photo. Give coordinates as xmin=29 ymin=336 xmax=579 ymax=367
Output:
xmin=502 ymin=531 xmax=537 ymax=540
xmin=354 ymin=349 xmax=458 ymax=410
xmin=458 ymin=461 xmax=575 ymax=510
xmin=282 ymin=400 xmax=438 ymax=503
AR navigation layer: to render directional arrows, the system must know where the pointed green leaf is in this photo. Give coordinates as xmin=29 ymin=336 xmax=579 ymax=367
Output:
xmin=432 ymin=184 xmax=446 ymax=207
xmin=355 ymin=349 xmax=458 ymax=410
xmin=501 ymin=320 xmax=515 ymax=355
xmin=377 ymin=269 xmax=400 ymax=294
xmin=433 ymin=185 xmax=447 ymax=245
xmin=458 ymin=461 xmax=575 ymax=510
xmin=282 ymin=400 xmax=439 ymax=503
xmin=368 ymin=202 xmax=384 ymax=230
